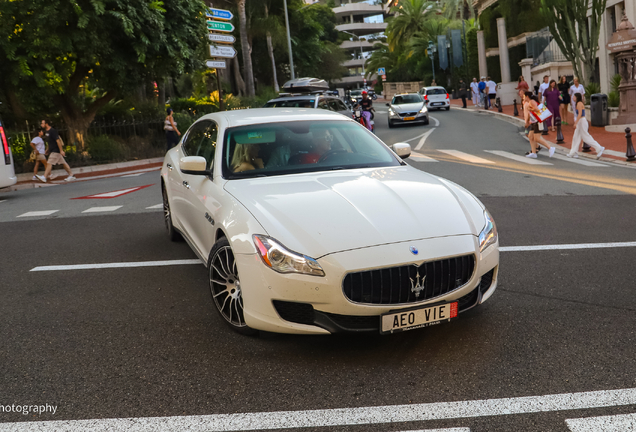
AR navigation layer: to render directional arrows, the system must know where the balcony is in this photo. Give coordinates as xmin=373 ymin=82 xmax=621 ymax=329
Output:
xmin=336 ymin=22 xmax=387 ymax=37
xmin=340 ymin=40 xmax=376 ymax=50
xmin=334 ymin=3 xmax=385 ymax=18
xmin=343 ymin=58 xmax=366 ymax=68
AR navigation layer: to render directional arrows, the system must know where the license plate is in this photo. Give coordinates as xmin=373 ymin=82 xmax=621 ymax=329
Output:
xmin=432 ymin=102 xmax=443 ymax=106
xmin=381 ymin=302 xmax=458 ymax=334
xmin=403 ymin=116 xmax=416 ymax=121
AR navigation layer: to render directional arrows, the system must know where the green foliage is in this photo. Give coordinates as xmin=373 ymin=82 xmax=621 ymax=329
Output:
xmin=7 ymin=134 xmax=31 ymax=170
xmin=584 ymin=82 xmax=601 ymax=96
xmin=173 ymin=113 xmax=196 ymax=134
xmin=608 ymin=91 xmax=620 ymax=108
xmin=610 ymin=74 xmax=622 ymax=93
xmin=480 ymin=0 xmax=546 ymax=48
xmin=387 ymin=0 xmax=438 ymax=51
xmin=87 ymin=135 xmax=125 ymax=162
xmin=466 ymin=27 xmax=478 ymax=79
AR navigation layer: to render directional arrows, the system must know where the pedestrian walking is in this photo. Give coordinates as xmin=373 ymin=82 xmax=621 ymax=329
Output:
xmin=470 ymin=78 xmax=480 ymax=106
xmin=567 ymin=93 xmax=604 ymax=159
xmin=523 ymin=92 xmax=556 ymax=159
xmin=459 ymin=79 xmax=468 ymax=108
xmin=558 ymin=76 xmax=570 ymax=125
xmin=164 ymin=108 xmax=181 ymax=151
xmin=30 ymin=128 xmax=48 ymax=182
xmin=486 ymin=76 xmax=497 ymax=109
xmin=543 ymin=80 xmax=561 ymax=132
xmin=39 ymin=119 xmax=75 ymax=182
xmin=568 ymin=77 xmax=586 ymax=123
xmin=478 ymin=77 xmax=487 ymax=109
xmin=538 ymin=75 xmax=550 ymax=103
xmin=431 ymin=79 xmax=437 ymax=86
xmin=516 ymin=76 xmax=529 ymax=95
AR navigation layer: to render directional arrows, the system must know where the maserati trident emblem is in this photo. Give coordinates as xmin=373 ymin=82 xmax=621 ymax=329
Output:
xmin=410 ymin=270 xmax=426 ymax=299
xmin=409 ymin=246 xmax=419 ymax=255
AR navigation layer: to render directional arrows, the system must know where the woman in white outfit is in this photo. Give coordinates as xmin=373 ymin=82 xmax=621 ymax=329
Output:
xmin=568 ymin=93 xmax=604 ymax=159
xmin=470 ymin=78 xmax=480 ymax=106
xmin=568 ymin=77 xmax=585 ymax=123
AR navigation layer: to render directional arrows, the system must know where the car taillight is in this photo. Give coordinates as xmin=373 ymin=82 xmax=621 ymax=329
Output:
xmin=0 ymin=122 xmax=9 ymax=165
xmin=446 ymin=93 xmax=450 ymax=99
xmin=424 ymin=95 xmax=428 ymax=101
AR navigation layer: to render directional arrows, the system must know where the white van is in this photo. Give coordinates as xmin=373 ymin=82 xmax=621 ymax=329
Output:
xmin=0 ymin=118 xmax=17 ymax=189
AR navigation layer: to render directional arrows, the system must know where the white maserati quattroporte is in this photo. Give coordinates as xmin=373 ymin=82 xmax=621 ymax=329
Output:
xmin=161 ymin=109 xmax=499 ymax=335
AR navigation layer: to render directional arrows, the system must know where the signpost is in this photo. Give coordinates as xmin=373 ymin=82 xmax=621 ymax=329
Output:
xmin=206 ymin=8 xmax=233 ymax=21
xmin=209 ymin=33 xmax=235 ymax=44
xmin=377 ymin=67 xmax=386 ymax=76
xmin=206 ymin=60 xmax=227 ymax=69
xmin=209 ymin=45 xmax=237 ymax=58
xmin=207 ymin=21 xmax=235 ymax=33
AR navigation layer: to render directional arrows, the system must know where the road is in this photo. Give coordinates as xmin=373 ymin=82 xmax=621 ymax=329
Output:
xmin=0 ymin=108 xmax=635 ymax=431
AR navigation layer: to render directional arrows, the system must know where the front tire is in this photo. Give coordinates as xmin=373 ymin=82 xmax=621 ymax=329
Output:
xmin=423 ymin=117 xmax=430 ymax=125
xmin=208 ymin=238 xmax=257 ymax=335
xmin=162 ymin=185 xmax=182 ymax=242
xmin=388 ymin=120 xmax=394 ymax=128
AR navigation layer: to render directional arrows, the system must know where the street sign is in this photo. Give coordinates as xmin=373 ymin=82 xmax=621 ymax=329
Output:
xmin=207 ymin=21 xmax=235 ymax=32
xmin=206 ymin=8 xmax=233 ymax=21
xmin=209 ymin=45 xmax=237 ymax=58
xmin=209 ymin=33 xmax=236 ymax=44
xmin=382 ymin=74 xmax=387 ymax=81
xmin=378 ymin=67 xmax=386 ymax=75
xmin=206 ymin=60 xmax=227 ymax=69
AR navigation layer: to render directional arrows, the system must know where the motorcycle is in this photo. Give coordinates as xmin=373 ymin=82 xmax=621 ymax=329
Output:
xmin=353 ymin=108 xmax=374 ymax=133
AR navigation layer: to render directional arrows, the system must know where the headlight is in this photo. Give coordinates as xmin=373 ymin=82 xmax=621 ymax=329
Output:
xmin=253 ymin=235 xmax=325 ymax=277
xmin=419 ymin=106 xmax=428 ymax=113
xmin=388 ymin=108 xmax=396 ymax=115
xmin=478 ymin=211 xmax=498 ymax=253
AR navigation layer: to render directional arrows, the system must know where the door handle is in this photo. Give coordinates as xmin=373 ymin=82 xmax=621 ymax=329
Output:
xmin=183 ymin=181 xmax=190 ymax=189
xmin=167 ymin=163 xmax=173 ymax=171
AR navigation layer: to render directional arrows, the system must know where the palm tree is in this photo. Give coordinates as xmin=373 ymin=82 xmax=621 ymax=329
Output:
xmin=386 ymin=0 xmax=438 ymax=51
xmin=438 ymin=0 xmax=474 ymax=21
xmin=364 ymin=43 xmax=400 ymax=79
xmin=251 ymin=0 xmax=285 ymax=92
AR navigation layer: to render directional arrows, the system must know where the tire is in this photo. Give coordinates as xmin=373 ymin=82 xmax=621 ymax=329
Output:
xmin=162 ymin=184 xmax=182 ymax=242
xmin=446 ymin=106 xmax=451 ymax=111
xmin=423 ymin=117 xmax=430 ymax=126
xmin=388 ymin=120 xmax=394 ymax=128
xmin=208 ymin=237 xmax=257 ymax=335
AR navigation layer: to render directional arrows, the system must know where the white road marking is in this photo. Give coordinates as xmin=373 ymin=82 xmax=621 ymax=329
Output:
xmin=566 ymin=413 xmax=636 ymax=431
xmin=430 ymin=116 xmax=440 ymax=126
xmin=1 ymin=388 xmax=636 ymax=431
xmin=415 ymin=128 xmax=437 ymax=150
xmin=437 ymin=150 xmax=495 ymax=164
xmin=500 ymin=241 xmax=636 ymax=252
xmin=0 ymin=199 xmax=6 ymax=203
xmin=87 ymin=187 xmax=142 ymax=198
xmin=550 ymin=153 xmax=610 ymax=167
xmin=30 ymin=259 xmax=202 ymax=272
xmin=401 ymin=131 xmax=429 ymax=144
xmin=82 ymin=206 xmax=123 ymax=213
xmin=121 ymin=172 xmax=144 ymax=177
xmin=410 ymin=152 xmax=439 ymax=162
xmin=146 ymin=204 xmax=163 ymax=209
xmin=375 ymin=110 xmax=388 ymax=114
xmin=17 ymin=210 xmax=59 ymax=218
xmin=484 ymin=150 xmax=553 ymax=165
xmin=602 ymin=149 xmax=627 ymax=158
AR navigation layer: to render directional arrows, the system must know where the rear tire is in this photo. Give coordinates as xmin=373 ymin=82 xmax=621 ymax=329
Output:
xmin=162 ymin=184 xmax=182 ymax=242
xmin=446 ymin=106 xmax=451 ymax=111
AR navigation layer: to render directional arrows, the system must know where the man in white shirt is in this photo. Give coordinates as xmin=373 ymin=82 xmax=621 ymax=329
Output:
xmin=30 ymin=128 xmax=48 ymax=182
xmin=470 ymin=78 xmax=480 ymax=106
xmin=568 ymin=77 xmax=586 ymax=122
xmin=538 ymin=75 xmax=550 ymax=103
xmin=486 ymin=76 xmax=497 ymax=109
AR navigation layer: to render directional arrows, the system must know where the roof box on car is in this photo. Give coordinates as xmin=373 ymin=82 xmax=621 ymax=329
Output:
xmin=281 ymin=77 xmax=329 ymax=94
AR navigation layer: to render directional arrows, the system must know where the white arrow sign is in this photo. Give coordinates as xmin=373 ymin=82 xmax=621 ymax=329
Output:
xmin=206 ymin=60 xmax=227 ymax=69
xmin=208 ymin=33 xmax=236 ymax=44
xmin=209 ymin=45 xmax=237 ymax=58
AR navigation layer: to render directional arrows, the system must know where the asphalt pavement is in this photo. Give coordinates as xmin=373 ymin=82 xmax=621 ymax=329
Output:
xmin=0 ymin=108 xmax=634 ymax=431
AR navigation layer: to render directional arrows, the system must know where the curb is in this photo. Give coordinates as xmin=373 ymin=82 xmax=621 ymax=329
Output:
xmin=16 ymin=157 xmax=164 ymax=182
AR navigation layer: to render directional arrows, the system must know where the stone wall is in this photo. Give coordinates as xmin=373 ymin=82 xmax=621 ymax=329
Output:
xmin=383 ymin=82 xmax=425 ymax=100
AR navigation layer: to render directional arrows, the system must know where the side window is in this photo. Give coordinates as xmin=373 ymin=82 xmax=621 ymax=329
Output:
xmin=317 ymin=99 xmax=330 ymax=110
xmin=181 ymin=120 xmax=218 ymax=170
xmin=182 ymin=121 xmax=209 ymax=157
xmin=336 ymin=100 xmax=348 ymax=111
xmin=327 ymin=100 xmax=340 ymax=112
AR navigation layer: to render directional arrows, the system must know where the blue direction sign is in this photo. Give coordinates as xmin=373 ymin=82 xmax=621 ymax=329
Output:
xmin=377 ymin=67 xmax=386 ymax=75
xmin=206 ymin=8 xmax=233 ymax=21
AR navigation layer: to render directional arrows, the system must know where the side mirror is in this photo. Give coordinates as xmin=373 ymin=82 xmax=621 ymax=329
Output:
xmin=385 ymin=103 xmax=390 ymax=106
xmin=391 ymin=143 xmax=411 ymax=159
xmin=180 ymin=156 xmax=209 ymax=175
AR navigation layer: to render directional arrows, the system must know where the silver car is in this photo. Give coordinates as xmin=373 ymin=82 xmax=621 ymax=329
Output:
xmin=386 ymin=93 xmax=429 ymax=128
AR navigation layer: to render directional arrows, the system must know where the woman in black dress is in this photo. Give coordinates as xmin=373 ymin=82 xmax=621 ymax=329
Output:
xmin=558 ymin=76 xmax=570 ymax=125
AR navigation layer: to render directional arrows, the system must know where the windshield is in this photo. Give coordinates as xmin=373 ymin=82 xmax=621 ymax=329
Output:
xmin=350 ymin=90 xmax=362 ymax=96
xmin=263 ymin=99 xmax=315 ymax=108
xmin=392 ymin=94 xmax=423 ymax=104
xmin=426 ymin=88 xmax=447 ymax=95
xmin=223 ymin=120 xmax=401 ymax=179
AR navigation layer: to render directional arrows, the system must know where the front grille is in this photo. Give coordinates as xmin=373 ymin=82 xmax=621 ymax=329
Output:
xmin=400 ymin=111 xmax=418 ymax=117
xmin=343 ymin=254 xmax=475 ymax=305
xmin=273 ymin=300 xmax=314 ymax=325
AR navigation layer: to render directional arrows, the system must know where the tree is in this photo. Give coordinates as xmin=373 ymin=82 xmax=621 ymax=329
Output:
xmin=0 ymin=0 xmax=207 ymax=149
xmin=386 ymin=0 xmax=438 ymax=51
xmin=235 ymin=0 xmax=256 ymax=97
xmin=439 ymin=0 xmax=474 ymax=21
xmin=540 ymin=0 xmax=607 ymax=83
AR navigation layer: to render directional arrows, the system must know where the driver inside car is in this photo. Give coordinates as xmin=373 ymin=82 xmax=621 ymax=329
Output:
xmin=231 ymin=143 xmax=264 ymax=172
xmin=299 ymin=129 xmax=332 ymax=164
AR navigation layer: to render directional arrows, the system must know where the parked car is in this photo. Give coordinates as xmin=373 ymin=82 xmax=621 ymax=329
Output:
xmin=419 ymin=86 xmax=451 ymax=111
xmin=264 ymin=78 xmax=351 ymax=118
xmin=160 ymin=108 xmax=499 ymax=335
xmin=0 ymin=116 xmax=17 ymax=189
xmin=387 ymin=93 xmax=429 ymax=128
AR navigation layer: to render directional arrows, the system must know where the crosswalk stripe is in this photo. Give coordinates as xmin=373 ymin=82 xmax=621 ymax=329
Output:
xmin=550 ymin=153 xmax=609 ymax=167
xmin=484 ymin=150 xmax=553 ymax=165
xmin=565 ymin=413 xmax=636 ymax=431
xmin=82 ymin=206 xmax=123 ymax=213
xmin=602 ymin=149 xmax=626 ymax=158
xmin=410 ymin=152 xmax=439 ymax=162
xmin=437 ymin=150 xmax=495 ymax=164
xmin=17 ymin=210 xmax=59 ymax=217
xmin=146 ymin=204 xmax=163 ymax=209
xmin=121 ymin=172 xmax=144 ymax=177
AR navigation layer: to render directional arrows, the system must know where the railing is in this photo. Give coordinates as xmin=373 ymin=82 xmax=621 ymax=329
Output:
xmin=526 ymin=27 xmax=569 ymax=67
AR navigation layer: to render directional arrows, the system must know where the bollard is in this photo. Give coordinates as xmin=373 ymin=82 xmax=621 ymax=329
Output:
xmin=627 ymin=127 xmax=636 ymax=161
xmin=582 ymin=141 xmax=592 ymax=152
xmin=542 ymin=120 xmax=549 ymax=135
xmin=496 ymin=97 xmax=503 ymax=113
xmin=513 ymin=99 xmax=519 ymax=116
xmin=556 ymin=117 xmax=564 ymax=143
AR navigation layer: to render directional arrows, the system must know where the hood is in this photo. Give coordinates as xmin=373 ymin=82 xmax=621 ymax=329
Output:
xmin=391 ymin=102 xmax=424 ymax=112
xmin=224 ymin=167 xmax=480 ymax=259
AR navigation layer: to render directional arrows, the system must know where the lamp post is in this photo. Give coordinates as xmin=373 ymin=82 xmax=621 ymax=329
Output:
xmin=428 ymin=41 xmax=436 ymax=82
xmin=283 ymin=0 xmax=295 ymax=80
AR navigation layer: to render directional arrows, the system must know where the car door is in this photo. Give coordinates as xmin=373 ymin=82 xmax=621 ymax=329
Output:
xmin=179 ymin=120 xmax=220 ymax=258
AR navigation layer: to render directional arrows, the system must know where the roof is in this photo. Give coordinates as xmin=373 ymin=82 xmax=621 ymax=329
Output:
xmin=206 ymin=108 xmax=352 ymax=128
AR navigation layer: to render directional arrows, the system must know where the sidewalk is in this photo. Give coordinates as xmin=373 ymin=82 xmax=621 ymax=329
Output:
xmin=4 ymin=157 xmax=164 ymax=192
xmin=449 ymin=99 xmax=635 ymax=165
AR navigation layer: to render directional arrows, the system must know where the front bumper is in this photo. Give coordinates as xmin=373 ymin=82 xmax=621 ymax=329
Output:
xmin=237 ymin=234 xmax=499 ymax=334
xmin=389 ymin=111 xmax=428 ymax=124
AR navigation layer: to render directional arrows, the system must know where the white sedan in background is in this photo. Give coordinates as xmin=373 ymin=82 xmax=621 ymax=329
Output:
xmin=161 ymin=109 xmax=499 ymax=335
xmin=0 ymin=118 xmax=17 ymax=189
